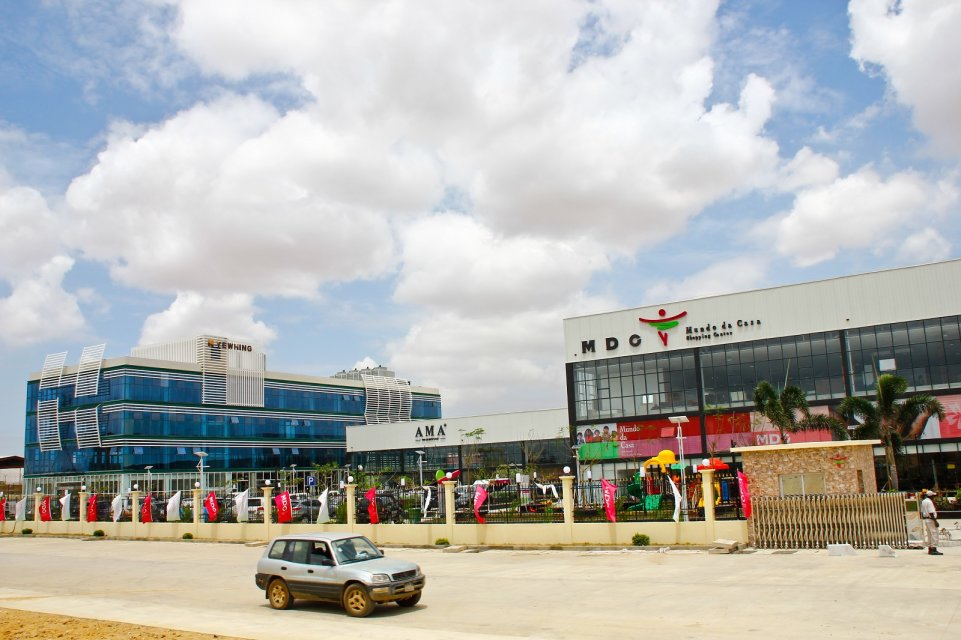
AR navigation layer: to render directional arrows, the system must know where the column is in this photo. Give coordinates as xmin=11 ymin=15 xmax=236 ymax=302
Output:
xmin=443 ymin=481 xmax=456 ymax=544
xmin=345 ymin=484 xmax=356 ymax=528
xmin=700 ymin=468 xmax=716 ymax=543
xmin=131 ymin=490 xmax=141 ymax=525
xmin=561 ymin=475 xmax=575 ymax=544
xmin=192 ymin=488 xmax=201 ymax=526
xmin=79 ymin=491 xmax=88 ymax=526
xmin=263 ymin=486 xmax=274 ymax=538
xmin=34 ymin=491 xmax=42 ymax=524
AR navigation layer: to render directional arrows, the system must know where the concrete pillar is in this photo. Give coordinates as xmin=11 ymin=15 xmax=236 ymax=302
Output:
xmin=131 ymin=490 xmax=141 ymax=525
xmin=192 ymin=488 xmax=201 ymax=525
xmin=34 ymin=491 xmax=43 ymax=524
xmin=79 ymin=491 xmax=88 ymax=525
xmin=346 ymin=484 xmax=356 ymax=528
xmin=700 ymin=468 xmax=716 ymax=543
xmin=561 ymin=475 xmax=575 ymax=544
xmin=263 ymin=486 xmax=274 ymax=538
xmin=443 ymin=481 xmax=456 ymax=543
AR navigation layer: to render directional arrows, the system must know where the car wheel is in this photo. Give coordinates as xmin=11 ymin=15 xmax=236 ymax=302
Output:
xmin=342 ymin=583 xmax=375 ymax=618
xmin=267 ymin=579 xmax=293 ymax=610
xmin=396 ymin=592 xmax=421 ymax=607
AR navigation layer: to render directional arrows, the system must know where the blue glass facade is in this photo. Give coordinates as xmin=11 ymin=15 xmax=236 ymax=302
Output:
xmin=25 ymin=364 xmax=442 ymax=478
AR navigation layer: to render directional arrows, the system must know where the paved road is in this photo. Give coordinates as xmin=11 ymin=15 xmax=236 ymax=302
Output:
xmin=0 ymin=537 xmax=958 ymax=639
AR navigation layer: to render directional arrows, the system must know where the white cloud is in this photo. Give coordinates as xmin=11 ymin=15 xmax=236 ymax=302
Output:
xmin=895 ymin=227 xmax=952 ymax=264
xmin=643 ymin=255 xmax=770 ymax=304
xmin=138 ymin=291 xmax=277 ymax=348
xmin=0 ymin=257 xmax=85 ymax=346
xmin=767 ymin=167 xmax=956 ymax=266
xmin=0 ymin=183 xmax=61 ymax=278
xmin=850 ymin=0 xmax=961 ymax=155
xmin=777 ymin=147 xmax=840 ymax=192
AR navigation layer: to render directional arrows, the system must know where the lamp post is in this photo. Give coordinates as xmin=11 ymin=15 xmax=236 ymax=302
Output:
xmin=668 ymin=416 xmax=690 ymax=522
xmin=195 ymin=452 xmax=208 ymax=494
xmin=290 ymin=464 xmax=297 ymax=493
xmin=144 ymin=466 xmax=153 ymax=494
xmin=415 ymin=450 xmax=426 ymax=487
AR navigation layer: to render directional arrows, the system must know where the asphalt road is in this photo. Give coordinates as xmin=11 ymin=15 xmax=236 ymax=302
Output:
xmin=0 ymin=537 xmax=958 ymax=639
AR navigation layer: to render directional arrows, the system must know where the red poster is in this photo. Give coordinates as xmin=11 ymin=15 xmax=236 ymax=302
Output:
xmin=204 ymin=492 xmax=219 ymax=521
xmin=0 ymin=498 xmax=5 ymax=521
xmin=601 ymin=479 xmax=617 ymax=523
xmin=617 ymin=416 xmax=702 ymax=459
xmin=365 ymin=487 xmax=379 ymax=524
xmin=474 ymin=484 xmax=488 ymax=524
xmin=39 ymin=496 xmax=51 ymax=522
xmin=87 ymin=494 xmax=97 ymax=523
xmin=141 ymin=494 xmax=153 ymax=523
xmin=737 ymin=471 xmax=752 ymax=519
xmin=274 ymin=491 xmax=292 ymax=523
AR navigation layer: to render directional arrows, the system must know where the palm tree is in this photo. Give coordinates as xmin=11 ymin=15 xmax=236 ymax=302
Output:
xmin=836 ymin=374 xmax=945 ymax=492
xmin=753 ymin=381 xmax=846 ymax=444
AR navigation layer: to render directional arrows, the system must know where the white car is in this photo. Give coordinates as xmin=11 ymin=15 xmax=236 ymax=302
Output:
xmin=254 ymin=532 xmax=426 ymax=617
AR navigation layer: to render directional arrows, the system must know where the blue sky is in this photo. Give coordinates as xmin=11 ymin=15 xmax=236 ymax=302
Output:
xmin=1 ymin=0 xmax=960 ymax=455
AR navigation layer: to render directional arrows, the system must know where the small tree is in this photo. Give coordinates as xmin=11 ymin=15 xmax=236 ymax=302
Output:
xmin=837 ymin=373 xmax=945 ymax=491
xmin=753 ymin=381 xmax=845 ymax=443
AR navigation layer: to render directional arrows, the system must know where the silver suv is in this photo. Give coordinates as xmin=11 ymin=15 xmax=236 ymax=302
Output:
xmin=254 ymin=533 xmax=426 ymax=617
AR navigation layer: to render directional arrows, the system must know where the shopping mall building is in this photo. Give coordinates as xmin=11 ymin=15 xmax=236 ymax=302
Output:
xmin=23 ymin=336 xmax=441 ymax=494
xmin=563 ymin=259 xmax=961 ymax=489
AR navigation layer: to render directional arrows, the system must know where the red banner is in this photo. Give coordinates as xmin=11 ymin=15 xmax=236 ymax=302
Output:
xmin=274 ymin=491 xmax=292 ymax=523
xmin=601 ymin=479 xmax=617 ymax=523
xmin=0 ymin=498 xmax=5 ymax=521
xmin=87 ymin=494 xmax=97 ymax=523
xmin=365 ymin=487 xmax=379 ymax=524
xmin=474 ymin=484 xmax=488 ymax=524
xmin=204 ymin=492 xmax=219 ymax=522
xmin=737 ymin=471 xmax=752 ymax=519
xmin=39 ymin=496 xmax=51 ymax=522
xmin=141 ymin=494 xmax=153 ymax=523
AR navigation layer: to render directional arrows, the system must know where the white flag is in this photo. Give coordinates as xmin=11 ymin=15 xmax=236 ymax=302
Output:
xmin=166 ymin=491 xmax=182 ymax=522
xmin=667 ymin=476 xmax=682 ymax=523
xmin=111 ymin=494 xmax=123 ymax=522
xmin=535 ymin=483 xmax=558 ymax=500
xmin=317 ymin=488 xmax=330 ymax=524
xmin=15 ymin=498 xmax=26 ymax=521
xmin=59 ymin=492 xmax=71 ymax=521
xmin=422 ymin=486 xmax=433 ymax=519
xmin=233 ymin=489 xmax=250 ymax=522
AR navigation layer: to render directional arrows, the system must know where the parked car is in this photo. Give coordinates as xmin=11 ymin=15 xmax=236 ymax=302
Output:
xmin=255 ymin=532 xmax=425 ymax=617
xmin=355 ymin=491 xmax=405 ymax=524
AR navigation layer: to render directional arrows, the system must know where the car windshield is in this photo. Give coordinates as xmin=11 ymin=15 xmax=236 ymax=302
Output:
xmin=332 ymin=536 xmax=380 ymax=564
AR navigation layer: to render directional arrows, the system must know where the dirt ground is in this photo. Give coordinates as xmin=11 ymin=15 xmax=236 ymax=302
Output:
xmin=0 ymin=608 xmax=249 ymax=640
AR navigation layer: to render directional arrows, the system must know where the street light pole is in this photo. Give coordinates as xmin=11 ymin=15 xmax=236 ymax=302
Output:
xmin=415 ymin=450 xmax=425 ymax=487
xmin=668 ymin=416 xmax=690 ymax=522
xmin=195 ymin=452 xmax=208 ymax=494
xmin=144 ymin=466 xmax=153 ymax=494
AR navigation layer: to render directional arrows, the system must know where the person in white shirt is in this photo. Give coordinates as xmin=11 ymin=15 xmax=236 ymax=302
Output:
xmin=920 ymin=490 xmax=942 ymax=556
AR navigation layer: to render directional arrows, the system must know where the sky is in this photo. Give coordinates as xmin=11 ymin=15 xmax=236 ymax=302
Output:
xmin=1 ymin=0 xmax=960 ymax=456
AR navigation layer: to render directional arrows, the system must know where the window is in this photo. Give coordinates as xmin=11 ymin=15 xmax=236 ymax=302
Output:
xmin=779 ymin=472 xmax=825 ymax=496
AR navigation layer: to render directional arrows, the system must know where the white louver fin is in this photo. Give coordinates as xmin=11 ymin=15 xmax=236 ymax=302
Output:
xmin=39 ymin=351 xmax=68 ymax=389
xmin=362 ymin=374 xmax=412 ymax=424
xmin=74 ymin=407 xmax=102 ymax=448
xmin=75 ymin=343 xmax=106 ymax=397
xmin=37 ymin=399 xmax=62 ymax=451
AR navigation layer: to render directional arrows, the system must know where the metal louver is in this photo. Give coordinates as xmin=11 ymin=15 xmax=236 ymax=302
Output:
xmin=37 ymin=399 xmax=62 ymax=451
xmin=74 ymin=343 xmax=106 ymax=397
xmin=74 ymin=407 xmax=102 ymax=448
xmin=39 ymin=351 xmax=67 ymax=389
xmin=362 ymin=374 xmax=413 ymax=424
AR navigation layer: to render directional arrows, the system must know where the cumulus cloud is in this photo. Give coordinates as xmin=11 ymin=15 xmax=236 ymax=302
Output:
xmin=777 ymin=147 xmax=840 ymax=192
xmin=895 ymin=227 xmax=952 ymax=264
xmin=138 ymin=292 xmax=277 ymax=348
xmin=850 ymin=0 xmax=961 ymax=155
xmin=766 ymin=167 xmax=956 ymax=266
xmin=643 ymin=256 xmax=770 ymax=304
xmin=0 ymin=257 xmax=85 ymax=346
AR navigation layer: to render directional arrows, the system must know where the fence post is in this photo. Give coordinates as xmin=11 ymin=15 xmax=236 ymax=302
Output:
xmin=192 ymin=488 xmax=201 ymax=527
xmin=34 ymin=491 xmax=43 ymax=525
xmin=699 ymin=468 xmax=716 ymax=544
xmin=443 ymin=481 xmax=456 ymax=543
xmin=346 ymin=484 xmax=356 ymax=528
xmin=561 ymin=475 xmax=574 ymax=543
xmin=263 ymin=486 xmax=274 ymax=538
xmin=131 ymin=490 xmax=141 ymax=525
xmin=79 ymin=490 xmax=88 ymax=526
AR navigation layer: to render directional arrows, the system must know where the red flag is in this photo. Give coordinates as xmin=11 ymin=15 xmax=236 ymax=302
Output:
xmin=365 ymin=487 xmax=379 ymax=524
xmin=601 ymin=479 xmax=617 ymax=523
xmin=39 ymin=496 xmax=52 ymax=522
xmin=473 ymin=484 xmax=488 ymax=524
xmin=0 ymin=498 xmax=6 ymax=521
xmin=87 ymin=494 xmax=97 ymax=523
xmin=204 ymin=492 xmax=219 ymax=521
xmin=737 ymin=471 xmax=752 ymax=519
xmin=274 ymin=491 xmax=292 ymax=523
xmin=141 ymin=494 xmax=153 ymax=523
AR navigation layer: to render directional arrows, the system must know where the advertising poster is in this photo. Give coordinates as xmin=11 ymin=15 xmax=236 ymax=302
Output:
xmin=615 ymin=417 xmax=701 ymax=459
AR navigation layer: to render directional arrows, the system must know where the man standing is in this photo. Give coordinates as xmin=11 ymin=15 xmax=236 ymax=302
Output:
xmin=920 ymin=490 xmax=942 ymax=556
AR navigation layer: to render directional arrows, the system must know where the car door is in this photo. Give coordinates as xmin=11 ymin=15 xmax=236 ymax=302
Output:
xmin=280 ymin=540 xmax=318 ymax=599
xmin=305 ymin=541 xmax=341 ymax=601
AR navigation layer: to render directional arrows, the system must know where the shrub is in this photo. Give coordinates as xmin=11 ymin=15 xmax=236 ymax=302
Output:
xmin=182 ymin=532 xmax=194 ymax=540
xmin=631 ymin=533 xmax=650 ymax=547
xmin=434 ymin=537 xmax=450 ymax=546
xmin=93 ymin=529 xmax=105 ymax=537
xmin=22 ymin=528 xmax=33 ymax=535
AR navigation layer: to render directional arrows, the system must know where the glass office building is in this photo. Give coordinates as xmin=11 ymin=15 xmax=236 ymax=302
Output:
xmin=563 ymin=260 xmax=961 ymax=489
xmin=24 ymin=336 xmax=442 ymax=483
